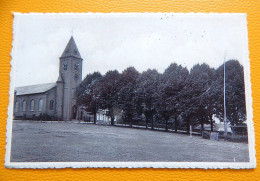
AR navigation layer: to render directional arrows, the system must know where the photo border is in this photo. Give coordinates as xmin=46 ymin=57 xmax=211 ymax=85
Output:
xmin=5 ymin=12 xmax=256 ymax=169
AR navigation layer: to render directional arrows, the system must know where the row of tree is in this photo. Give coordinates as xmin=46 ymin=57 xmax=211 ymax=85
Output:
xmin=75 ymin=60 xmax=246 ymax=133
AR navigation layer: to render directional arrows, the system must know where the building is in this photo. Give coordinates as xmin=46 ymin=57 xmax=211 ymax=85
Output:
xmin=13 ymin=36 xmax=83 ymax=121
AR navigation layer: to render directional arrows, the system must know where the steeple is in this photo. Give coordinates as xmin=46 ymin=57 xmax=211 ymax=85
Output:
xmin=58 ymin=36 xmax=83 ymax=121
xmin=60 ymin=36 xmax=82 ymax=59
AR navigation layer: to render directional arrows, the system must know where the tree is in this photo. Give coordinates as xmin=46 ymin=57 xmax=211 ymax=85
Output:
xmin=75 ymin=72 xmax=103 ymax=124
xmin=75 ymin=60 xmax=246 ymax=134
xmin=117 ymin=67 xmax=140 ymax=127
xmin=136 ymin=69 xmax=161 ymax=130
xmin=181 ymin=63 xmax=215 ymax=133
xmin=98 ymin=70 xmax=121 ymax=125
xmin=159 ymin=63 xmax=189 ymax=132
xmin=212 ymin=60 xmax=246 ymax=126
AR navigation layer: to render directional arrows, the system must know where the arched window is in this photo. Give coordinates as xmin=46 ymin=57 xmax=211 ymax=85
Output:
xmin=38 ymin=99 xmax=43 ymax=111
xmin=14 ymin=102 xmax=18 ymax=112
xmin=63 ymin=62 xmax=68 ymax=71
xmin=30 ymin=100 xmax=35 ymax=111
xmin=22 ymin=100 xmax=26 ymax=112
xmin=50 ymin=100 xmax=54 ymax=110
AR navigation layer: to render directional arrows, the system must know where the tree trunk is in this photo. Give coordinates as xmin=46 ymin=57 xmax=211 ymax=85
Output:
xmin=200 ymin=120 xmax=204 ymax=135
xmin=151 ymin=116 xmax=154 ymax=130
xmin=111 ymin=116 xmax=114 ymax=126
xmin=210 ymin=116 xmax=213 ymax=131
xmin=129 ymin=116 xmax=132 ymax=127
xmin=186 ymin=119 xmax=190 ymax=134
xmin=93 ymin=112 xmax=97 ymax=124
xmin=165 ymin=118 xmax=168 ymax=131
xmin=174 ymin=115 xmax=178 ymax=133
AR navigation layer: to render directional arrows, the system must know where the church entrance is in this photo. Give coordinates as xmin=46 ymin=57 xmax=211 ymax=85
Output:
xmin=72 ymin=105 xmax=77 ymax=119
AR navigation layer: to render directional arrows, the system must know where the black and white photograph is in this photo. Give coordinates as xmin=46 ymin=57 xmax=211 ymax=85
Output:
xmin=5 ymin=13 xmax=255 ymax=168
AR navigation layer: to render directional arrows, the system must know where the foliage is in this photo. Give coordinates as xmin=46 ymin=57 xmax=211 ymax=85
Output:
xmin=136 ymin=69 xmax=161 ymax=129
xmin=75 ymin=72 xmax=103 ymax=124
xmin=213 ymin=60 xmax=246 ymax=126
xmin=75 ymin=60 xmax=246 ymax=133
xmin=117 ymin=67 xmax=140 ymax=127
xmin=37 ymin=113 xmax=58 ymax=121
xmin=98 ymin=70 xmax=121 ymax=125
xmin=159 ymin=63 xmax=189 ymax=132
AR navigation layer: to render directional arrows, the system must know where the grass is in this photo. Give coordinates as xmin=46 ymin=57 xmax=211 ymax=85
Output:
xmin=10 ymin=120 xmax=249 ymax=162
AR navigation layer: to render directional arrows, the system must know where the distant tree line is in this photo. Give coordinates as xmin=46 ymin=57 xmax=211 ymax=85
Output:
xmin=75 ymin=60 xmax=246 ymax=133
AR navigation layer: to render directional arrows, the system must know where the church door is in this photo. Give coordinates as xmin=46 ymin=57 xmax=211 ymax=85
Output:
xmin=72 ymin=105 xmax=77 ymax=119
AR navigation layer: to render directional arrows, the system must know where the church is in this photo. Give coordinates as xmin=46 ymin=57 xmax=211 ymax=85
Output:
xmin=13 ymin=36 xmax=84 ymax=121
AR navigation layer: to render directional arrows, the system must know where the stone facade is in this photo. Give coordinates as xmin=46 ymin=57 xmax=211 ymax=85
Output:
xmin=14 ymin=86 xmax=56 ymax=119
xmin=13 ymin=36 xmax=83 ymax=121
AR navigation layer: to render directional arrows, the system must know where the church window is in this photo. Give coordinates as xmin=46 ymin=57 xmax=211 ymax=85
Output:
xmin=74 ymin=63 xmax=79 ymax=70
xmin=14 ymin=102 xmax=18 ymax=112
xmin=63 ymin=62 xmax=68 ymax=71
xmin=74 ymin=50 xmax=78 ymax=55
xmin=38 ymin=99 xmax=43 ymax=111
xmin=30 ymin=100 xmax=35 ymax=111
xmin=22 ymin=100 xmax=26 ymax=112
xmin=50 ymin=100 xmax=54 ymax=110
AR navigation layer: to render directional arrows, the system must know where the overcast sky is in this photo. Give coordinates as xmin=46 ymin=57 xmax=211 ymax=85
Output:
xmin=12 ymin=13 xmax=248 ymax=87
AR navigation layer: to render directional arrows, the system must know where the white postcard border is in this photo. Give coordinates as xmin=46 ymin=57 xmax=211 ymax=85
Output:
xmin=5 ymin=12 xmax=256 ymax=169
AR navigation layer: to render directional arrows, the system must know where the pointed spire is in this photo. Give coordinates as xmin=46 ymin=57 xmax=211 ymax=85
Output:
xmin=56 ymin=73 xmax=63 ymax=83
xmin=60 ymin=36 xmax=82 ymax=59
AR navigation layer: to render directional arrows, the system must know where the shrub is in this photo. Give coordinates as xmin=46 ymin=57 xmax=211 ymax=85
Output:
xmin=37 ymin=113 xmax=58 ymax=121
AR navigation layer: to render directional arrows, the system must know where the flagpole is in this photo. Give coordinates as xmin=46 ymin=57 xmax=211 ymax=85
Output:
xmin=223 ymin=50 xmax=227 ymax=137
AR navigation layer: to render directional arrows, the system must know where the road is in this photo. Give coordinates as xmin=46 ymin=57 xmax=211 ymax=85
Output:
xmin=10 ymin=120 xmax=249 ymax=162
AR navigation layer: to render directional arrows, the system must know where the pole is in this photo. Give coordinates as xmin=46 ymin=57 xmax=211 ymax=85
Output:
xmin=223 ymin=50 xmax=227 ymax=137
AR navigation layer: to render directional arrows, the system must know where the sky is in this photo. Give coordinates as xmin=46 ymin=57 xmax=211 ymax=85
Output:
xmin=11 ymin=13 xmax=249 ymax=87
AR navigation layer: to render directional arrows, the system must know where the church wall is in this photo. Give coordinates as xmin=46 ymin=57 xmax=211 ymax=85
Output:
xmin=68 ymin=57 xmax=82 ymax=119
xmin=60 ymin=57 xmax=70 ymax=121
xmin=14 ymin=93 xmax=47 ymax=119
xmin=60 ymin=57 xmax=82 ymax=120
xmin=56 ymin=81 xmax=64 ymax=120
xmin=45 ymin=87 xmax=56 ymax=117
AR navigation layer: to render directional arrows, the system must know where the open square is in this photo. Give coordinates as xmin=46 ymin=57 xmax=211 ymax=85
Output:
xmin=11 ymin=120 xmax=249 ymax=162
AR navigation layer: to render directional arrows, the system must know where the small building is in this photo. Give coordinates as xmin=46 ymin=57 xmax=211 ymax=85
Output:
xmin=77 ymin=107 xmax=112 ymax=125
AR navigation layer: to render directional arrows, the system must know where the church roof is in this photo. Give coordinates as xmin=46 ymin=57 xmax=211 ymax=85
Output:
xmin=15 ymin=83 xmax=57 ymax=96
xmin=60 ymin=36 xmax=82 ymax=59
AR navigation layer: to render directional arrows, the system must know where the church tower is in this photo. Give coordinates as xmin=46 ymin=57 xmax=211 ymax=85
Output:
xmin=58 ymin=36 xmax=83 ymax=121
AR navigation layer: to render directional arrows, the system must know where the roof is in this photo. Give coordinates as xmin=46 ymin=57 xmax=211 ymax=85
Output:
xmin=15 ymin=83 xmax=57 ymax=96
xmin=60 ymin=36 xmax=82 ymax=59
